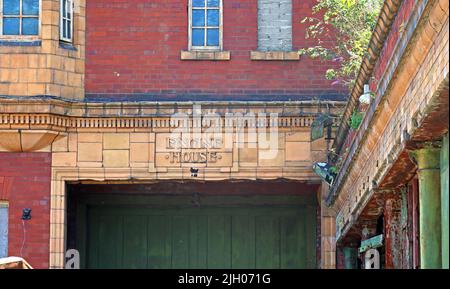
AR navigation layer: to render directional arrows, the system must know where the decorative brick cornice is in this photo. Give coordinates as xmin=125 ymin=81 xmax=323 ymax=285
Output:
xmin=328 ymin=0 xmax=447 ymax=206
xmin=0 ymin=97 xmax=345 ymax=131
xmin=329 ymin=0 xmax=448 ymax=241
xmin=0 ymin=113 xmax=318 ymax=131
xmin=332 ymin=0 xmax=403 ymax=159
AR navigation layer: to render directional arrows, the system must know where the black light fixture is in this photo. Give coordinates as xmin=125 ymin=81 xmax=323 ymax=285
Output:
xmin=190 ymin=167 xmax=199 ymax=177
xmin=312 ymin=162 xmax=336 ymax=185
xmin=311 ymin=114 xmax=333 ymax=141
xmin=22 ymin=208 xmax=32 ymax=220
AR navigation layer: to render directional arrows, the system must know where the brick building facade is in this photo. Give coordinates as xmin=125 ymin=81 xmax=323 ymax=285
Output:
xmin=0 ymin=0 xmax=345 ymax=269
xmin=0 ymin=0 xmax=448 ymax=269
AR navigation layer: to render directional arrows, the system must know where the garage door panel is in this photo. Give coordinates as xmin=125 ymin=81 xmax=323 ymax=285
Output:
xmin=82 ymin=200 xmax=317 ymax=269
xmin=280 ymin=214 xmax=306 ymax=268
xmin=147 ymin=216 xmax=172 ymax=269
xmin=172 ymin=216 xmax=190 ymax=268
xmin=256 ymin=216 xmax=281 ymax=269
xmin=123 ymin=216 xmax=148 ymax=269
xmin=96 ymin=215 xmax=123 ymax=269
xmin=305 ymin=206 xmax=317 ymax=268
xmin=207 ymin=215 xmax=232 ymax=269
xmin=188 ymin=215 xmax=208 ymax=269
xmin=87 ymin=210 xmax=99 ymax=269
xmin=231 ymin=215 xmax=256 ymax=269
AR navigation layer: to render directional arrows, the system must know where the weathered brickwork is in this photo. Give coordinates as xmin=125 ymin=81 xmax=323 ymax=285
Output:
xmin=0 ymin=0 xmax=85 ymax=99
xmin=335 ymin=0 xmax=448 ymax=234
xmin=329 ymin=0 xmax=449 ymax=269
xmin=369 ymin=0 xmax=416 ymax=93
xmin=0 ymin=152 xmax=51 ymax=269
xmin=85 ymin=0 xmax=343 ymax=100
xmin=257 ymin=0 xmax=293 ymax=51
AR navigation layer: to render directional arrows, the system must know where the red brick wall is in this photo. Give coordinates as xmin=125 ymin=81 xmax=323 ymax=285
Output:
xmin=0 ymin=153 xmax=51 ymax=269
xmin=370 ymin=0 xmax=416 ymax=92
xmin=85 ymin=0 xmax=344 ymax=100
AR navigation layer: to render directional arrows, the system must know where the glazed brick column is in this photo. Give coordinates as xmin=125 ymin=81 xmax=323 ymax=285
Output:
xmin=0 ymin=153 xmax=51 ymax=269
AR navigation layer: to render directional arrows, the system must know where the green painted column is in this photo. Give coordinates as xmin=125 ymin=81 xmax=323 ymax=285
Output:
xmin=343 ymin=247 xmax=358 ymax=269
xmin=412 ymin=146 xmax=442 ymax=269
xmin=441 ymin=134 xmax=449 ymax=269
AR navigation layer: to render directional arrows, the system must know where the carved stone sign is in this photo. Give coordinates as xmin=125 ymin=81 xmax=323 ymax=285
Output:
xmin=155 ymin=134 xmax=232 ymax=167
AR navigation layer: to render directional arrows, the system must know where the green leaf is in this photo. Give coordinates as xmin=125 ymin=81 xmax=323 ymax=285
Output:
xmin=301 ymin=0 xmax=383 ymax=89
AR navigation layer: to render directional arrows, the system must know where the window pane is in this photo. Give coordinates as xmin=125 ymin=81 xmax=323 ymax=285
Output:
xmin=192 ymin=10 xmax=205 ymax=27
xmin=3 ymin=0 xmax=20 ymax=15
xmin=66 ymin=20 xmax=71 ymax=40
xmin=22 ymin=17 xmax=39 ymax=35
xmin=3 ymin=17 xmax=20 ymax=35
xmin=62 ymin=19 xmax=67 ymax=38
xmin=207 ymin=9 xmax=219 ymax=26
xmin=67 ymin=0 xmax=72 ymax=19
xmin=207 ymin=0 xmax=219 ymax=7
xmin=22 ymin=0 xmax=40 ymax=15
xmin=61 ymin=0 xmax=67 ymax=17
xmin=192 ymin=28 xmax=205 ymax=46
xmin=207 ymin=28 xmax=219 ymax=46
xmin=192 ymin=0 xmax=205 ymax=7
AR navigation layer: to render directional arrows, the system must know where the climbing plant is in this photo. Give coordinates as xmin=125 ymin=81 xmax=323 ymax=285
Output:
xmin=349 ymin=110 xmax=364 ymax=130
xmin=299 ymin=0 xmax=383 ymax=89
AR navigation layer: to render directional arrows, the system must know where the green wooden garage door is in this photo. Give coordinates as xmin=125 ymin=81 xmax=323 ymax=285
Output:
xmin=77 ymin=196 xmax=317 ymax=269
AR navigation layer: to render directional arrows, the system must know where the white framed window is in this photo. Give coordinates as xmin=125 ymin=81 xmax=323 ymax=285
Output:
xmin=0 ymin=0 xmax=40 ymax=37
xmin=189 ymin=0 xmax=223 ymax=51
xmin=59 ymin=0 xmax=73 ymax=43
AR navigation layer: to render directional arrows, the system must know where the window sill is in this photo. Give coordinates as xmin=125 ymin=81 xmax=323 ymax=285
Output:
xmin=250 ymin=51 xmax=300 ymax=61
xmin=180 ymin=50 xmax=230 ymax=61
xmin=59 ymin=41 xmax=77 ymax=51
xmin=0 ymin=39 xmax=41 ymax=47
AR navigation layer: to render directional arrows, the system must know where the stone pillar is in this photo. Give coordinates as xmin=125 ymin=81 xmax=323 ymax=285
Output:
xmin=411 ymin=145 xmax=442 ymax=269
xmin=441 ymin=134 xmax=449 ymax=269
xmin=384 ymin=191 xmax=402 ymax=269
xmin=343 ymin=246 xmax=359 ymax=269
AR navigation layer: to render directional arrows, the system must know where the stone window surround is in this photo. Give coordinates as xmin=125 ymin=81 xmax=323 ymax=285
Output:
xmin=180 ymin=49 xmax=230 ymax=60
xmin=180 ymin=50 xmax=301 ymax=61
xmin=254 ymin=0 xmax=298 ymax=61
xmin=183 ymin=0 xmax=230 ymax=61
xmin=250 ymin=50 xmax=300 ymax=61
xmin=0 ymin=39 xmax=40 ymax=45
xmin=181 ymin=0 xmax=299 ymax=61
